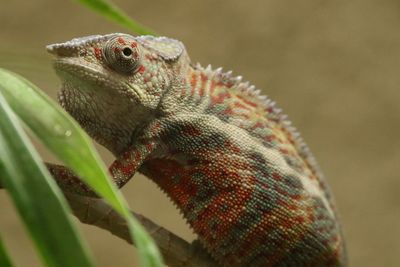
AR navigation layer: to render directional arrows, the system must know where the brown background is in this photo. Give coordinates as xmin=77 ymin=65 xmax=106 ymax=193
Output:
xmin=0 ymin=0 xmax=399 ymax=266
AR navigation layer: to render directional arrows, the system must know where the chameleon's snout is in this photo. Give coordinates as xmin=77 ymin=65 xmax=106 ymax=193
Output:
xmin=46 ymin=44 xmax=59 ymax=55
xmin=46 ymin=43 xmax=79 ymax=57
xmin=46 ymin=36 xmax=99 ymax=57
xmin=46 ymin=33 xmax=128 ymax=57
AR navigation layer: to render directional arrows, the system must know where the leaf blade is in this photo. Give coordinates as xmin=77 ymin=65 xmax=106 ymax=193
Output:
xmin=0 ymin=236 xmax=14 ymax=267
xmin=73 ymin=0 xmax=156 ymax=35
xmin=0 ymin=90 xmax=94 ymax=267
xmin=0 ymin=68 xmax=163 ymax=267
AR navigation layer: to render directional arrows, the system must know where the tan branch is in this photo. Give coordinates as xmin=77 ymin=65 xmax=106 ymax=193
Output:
xmin=0 ymin=175 xmax=218 ymax=266
xmin=64 ymin=192 xmax=219 ymax=267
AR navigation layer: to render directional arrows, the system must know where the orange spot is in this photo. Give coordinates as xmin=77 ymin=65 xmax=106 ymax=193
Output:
xmin=190 ymin=73 xmax=197 ymax=88
xmin=212 ymin=92 xmax=230 ymax=104
xmin=234 ymin=101 xmax=251 ymax=110
xmin=134 ymin=151 xmax=141 ymax=162
xmin=121 ymin=163 xmax=135 ymax=175
xmin=146 ymin=143 xmax=153 ymax=151
xmin=223 ymin=107 xmax=234 ymax=115
xmin=209 ymin=80 xmax=219 ymax=95
xmin=138 ymin=65 xmax=146 ymax=74
xmin=94 ymin=47 xmax=102 ymax=59
xmin=236 ymin=95 xmax=258 ymax=108
xmin=199 ymin=73 xmax=208 ymax=97
xmin=117 ymin=37 xmax=126 ymax=45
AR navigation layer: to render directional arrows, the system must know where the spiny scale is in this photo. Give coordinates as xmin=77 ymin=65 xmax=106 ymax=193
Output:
xmin=192 ymin=63 xmax=321 ymax=177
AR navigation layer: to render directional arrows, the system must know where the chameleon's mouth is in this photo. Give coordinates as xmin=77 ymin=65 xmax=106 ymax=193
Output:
xmin=51 ymin=57 xmax=142 ymax=103
xmin=52 ymin=58 xmax=112 ymax=89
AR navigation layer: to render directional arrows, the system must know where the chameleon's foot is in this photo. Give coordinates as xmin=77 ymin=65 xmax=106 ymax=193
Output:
xmin=45 ymin=163 xmax=98 ymax=197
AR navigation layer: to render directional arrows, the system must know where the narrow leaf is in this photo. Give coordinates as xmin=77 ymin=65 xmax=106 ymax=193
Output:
xmin=0 ymin=69 xmax=163 ymax=267
xmin=0 ymin=91 xmax=94 ymax=267
xmin=0 ymin=236 xmax=14 ymax=267
xmin=73 ymin=0 xmax=156 ymax=35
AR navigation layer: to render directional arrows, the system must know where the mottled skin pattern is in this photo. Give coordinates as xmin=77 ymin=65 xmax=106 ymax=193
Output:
xmin=46 ymin=33 xmax=346 ymax=267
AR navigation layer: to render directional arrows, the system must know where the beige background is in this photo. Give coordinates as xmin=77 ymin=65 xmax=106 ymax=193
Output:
xmin=1 ymin=0 xmax=399 ymax=266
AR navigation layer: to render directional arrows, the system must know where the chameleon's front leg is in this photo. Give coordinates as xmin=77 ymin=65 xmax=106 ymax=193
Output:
xmin=46 ymin=139 xmax=157 ymax=197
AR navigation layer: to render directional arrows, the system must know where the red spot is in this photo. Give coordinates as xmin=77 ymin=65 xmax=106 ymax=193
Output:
xmin=279 ymin=148 xmax=289 ymax=154
xmin=134 ymin=151 xmax=141 ymax=162
xmin=209 ymin=80 xmax=217 ymax=94
xmin=266 ymin=106 xmax=274 ymax=113
xmin=287 ymin=204 xmax=298 ymax=211
xmin=224 ymin=139 xmax=241 ymax=153
xmin=199 ymin=73 xmax=208 ymax=97
xmin=234 ymin=101 xmax=251 ymax=110
xmin=121 ymin=163 xmax=135 ymax=175
xmin=94 ymin=47 xmax=102 ymax=59
xmin=212 ymin=92 xmax=230 ymax=104
xmin=131 ymin=42 xmax=137 ymax=48
xmin=223 ymin=107 xmax=234 ymax=115
xmin=150 ymin=121 xmax=161 ymax=134
xmin=182 ymin=125 xmax=201 ymax=136
xmin=265 ymin=135 xmax=277 ymax=142
xmin=113 ymin=47 xmax=120 ymax=53
xmin=190 ymin=73 xmax=197 ymax=89
xmin=146 ymin=143 xmax=153 ymax=151
xmin=272 ymin=172 xmax=282 ymax=181
xmin=117 ymin=37 xmax=126 ymax=45
xmin=138 ymin=65 xmax=146 ymax=74
xmin=251 ymin=122 xmax=264 ymax=130
xmin=236 ymin=95 xmax=258 ymax=108
xmin=259 ymin=180 xmax=270 ymax=190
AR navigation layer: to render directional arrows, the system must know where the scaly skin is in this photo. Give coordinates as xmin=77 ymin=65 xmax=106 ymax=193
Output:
xmin=46 ymin=33 xmax=346 ymax=266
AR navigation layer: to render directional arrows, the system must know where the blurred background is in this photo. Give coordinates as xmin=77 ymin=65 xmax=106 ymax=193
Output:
xmin=0 ymin=0 xmax=399 ymax=266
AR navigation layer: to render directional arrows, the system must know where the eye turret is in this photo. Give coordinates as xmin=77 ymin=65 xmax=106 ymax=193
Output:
xmin=103 ymin=36 xmax=141 ymax=74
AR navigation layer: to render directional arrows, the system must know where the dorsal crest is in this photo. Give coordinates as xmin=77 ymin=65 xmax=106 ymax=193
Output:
xmin=192 ymin=63 xmax=324 ymax=180
xmin=136 ymin=36 xmax=184 ymax=61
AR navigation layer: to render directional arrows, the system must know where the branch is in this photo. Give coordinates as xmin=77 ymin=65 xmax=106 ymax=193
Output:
xmin=64 ymin=192 xmax=219 ymax=267
xmin=1 ymin=172 xmax=219 ymax=266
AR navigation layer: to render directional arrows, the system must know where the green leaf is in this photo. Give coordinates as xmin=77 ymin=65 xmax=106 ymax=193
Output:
xmin=73 ymin=0 xmax=156 ymax=35
xmin=0 ymin=68 xmax=163 ymax=267
xmin=0 ymin=91 xmax=94 ymax=267
xmin=0 ymin=236 xmax=14 ymax=267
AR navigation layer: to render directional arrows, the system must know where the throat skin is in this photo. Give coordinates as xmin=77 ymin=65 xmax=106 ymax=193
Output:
xmin=58 ymin=81 xmax=155 ymax=155
xmin=47 ymin=33 xmax=347 ymax=267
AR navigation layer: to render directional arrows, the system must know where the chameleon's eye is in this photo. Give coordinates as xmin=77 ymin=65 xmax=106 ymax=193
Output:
xmin=103 ymin=36 xmax=141 ymax=74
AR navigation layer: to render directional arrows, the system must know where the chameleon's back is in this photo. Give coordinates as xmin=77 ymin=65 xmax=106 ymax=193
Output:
xmin=142 ymin=63 xmax=347 ymax=266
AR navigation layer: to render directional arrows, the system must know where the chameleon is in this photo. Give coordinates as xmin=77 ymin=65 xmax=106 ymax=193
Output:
xmin=46 ymin=33 xmax=347 ymax=267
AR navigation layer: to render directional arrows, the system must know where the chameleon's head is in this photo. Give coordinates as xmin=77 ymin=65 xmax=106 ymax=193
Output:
xmin=47 ymin=33 xmax=188 ymax=154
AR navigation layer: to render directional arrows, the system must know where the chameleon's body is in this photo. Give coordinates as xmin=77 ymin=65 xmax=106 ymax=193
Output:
xmin=47 ymin=33 xmax=346 ymax=266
